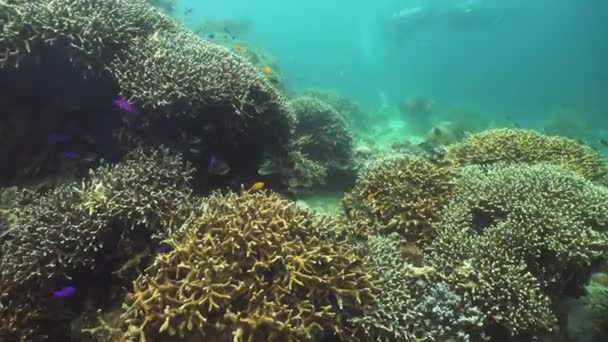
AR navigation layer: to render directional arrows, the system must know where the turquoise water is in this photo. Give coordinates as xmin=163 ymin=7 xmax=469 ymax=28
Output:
xmin=178 ymin=0 xmax=607 ymax=127
xmin=1 ymin=1 xmax=608 ymax=341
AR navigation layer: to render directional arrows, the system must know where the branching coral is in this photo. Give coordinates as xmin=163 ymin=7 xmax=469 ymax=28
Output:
xmin=0 ymin=147 xmax=194 ymax=291
xmin=0 ymin=0 xmax=175 ymax=70
xmin=428 ymin=163 xmax=608 ymax=337
xmin=1 ymin=0 xmax=295 ymax=176
xmin=343 ymin=156 xmax=455 ymax=245
xmin=444 ymin=128 xmax=608 ymax=183
xmin=91 ymin=190 xmax=376 ymax=341
xmin=291 ymin=96 xmax=354 ymax=173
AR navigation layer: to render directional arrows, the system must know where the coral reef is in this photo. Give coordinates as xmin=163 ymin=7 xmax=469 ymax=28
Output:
xmin=348 ymin=234 xmax=487 ymax=342
xmin=300 ymin=89 xmax=368 ymax=129
xmin=1 ymin=0 xmax=295 ymax=191
xmin=444 ymin=128 xmax=608 ymax=183
xmin=0 ymin=0 xmax=175 ymax=70
xmin=428 ymin=163 xmax=608 ymax=337
xmin=291 ymin=96 xmax=354 ymax=173
xmin=89 ymin=190 xmax=376 ymax=341
xmin=0 ymin=147 xmax=194 ymax=339
xmin=0 ymin=147 xmax=193 ymax=290
xmin=343 ymin=156 xmax=455 ymax=245
xmin=585 ymin=279 xmax=608 ymax=337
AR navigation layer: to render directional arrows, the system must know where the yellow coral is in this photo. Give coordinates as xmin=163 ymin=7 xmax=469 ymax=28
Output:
xmin=343 ymin=156 xmax=455 ymax=245
xmin=101 ymin=190 xmax=376 ymax=341
xmin=444 ymin=128 xmax=608 ymax=183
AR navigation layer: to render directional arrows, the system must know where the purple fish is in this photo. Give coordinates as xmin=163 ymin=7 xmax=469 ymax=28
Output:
xmin=155 ymin=244 xmax=171 ymax=254
xmin=61 ymin=151 xmax=78 ymax=159
xmin=53 ymin=286 xmax=76 ymax=298
xmin=208 ymin=155 xmax=231 ymax=176
xmin=113 ymin=98 xmax=138 ymax=114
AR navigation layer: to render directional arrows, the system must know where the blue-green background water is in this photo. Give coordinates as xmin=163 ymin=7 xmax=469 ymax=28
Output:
xmin=176 ymin=0 xmax=607 ymax=132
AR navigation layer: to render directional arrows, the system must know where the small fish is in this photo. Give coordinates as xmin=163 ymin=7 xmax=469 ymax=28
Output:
xmin=263 ymin=66 xmax=272 ymax=74
xmin=155 ymin=244 xmax=171 ymax=254
xmin=600 ymin=139 xmax=608 ymax=147
xmin=205 ymin=34 xmax=214 ymax=42
xmin=250 ymin=181 xmax=265 ymax=192
xmin=113 ymin=98 xmax=138 ymax=114
xmin=61 ymin=151 xmax=78 ymax=159
xmin=53 ymin=286 xmax=76 ymax=298
xmin=234 ymin=44 xmax=242 ymax=53
xmin=208 ymin=155 xmax=231 ymax=175
xmin=184 ymin=8 xmax=193 ymax=15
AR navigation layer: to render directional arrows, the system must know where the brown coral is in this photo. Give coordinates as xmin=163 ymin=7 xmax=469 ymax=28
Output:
xmin=444 ymin=128 xmax=608 ymax=183
xmin=95 ymin=190 xmax=376 ymax=341
xmin=343 ymin=156 xmax=455 ymax=245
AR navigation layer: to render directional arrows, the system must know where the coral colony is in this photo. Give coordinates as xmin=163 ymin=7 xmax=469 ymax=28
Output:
xmin=0 ymin=1 xmax=607 ymax=341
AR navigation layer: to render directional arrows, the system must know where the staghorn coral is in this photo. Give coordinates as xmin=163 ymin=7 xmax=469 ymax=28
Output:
xmin=348 ymin=234 xmax=421 ymax=342
xmin=291 ymin=96 xmax=354 ymax=172
xmin=89 ymin=190 xmax=376 ymax=342
xmin=2 ymin=0 xmax=295 ymax=179
xmin=0 ymin=0 xmax=175 ymax=70
xmin=0 ymin=147 xmax=194 ymax=291
xmin=444 ymin=128 xmax=608 ymax=183
xmin=343 ymin=155 xmax=455 ymax=245
xmin=348 ymin=233 xmax=487 ymax=342
xmin=428 ymin=163 xmax=608 ymax=337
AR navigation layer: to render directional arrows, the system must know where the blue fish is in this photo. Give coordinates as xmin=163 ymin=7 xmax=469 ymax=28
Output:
xmin=205 ymin=34 xmax=214 ymax=42
xmin=113 ymin=98 xmax=138 ymax=114
xmin=155 ymin=244 xmax=171 ymax=254
xmin=61 ymin=151 xmax=78 ymax=159
xmin=208 ymin=155 xmax=231 ymax=175
xmin=53 ymin=286 xmax=76 ymax=298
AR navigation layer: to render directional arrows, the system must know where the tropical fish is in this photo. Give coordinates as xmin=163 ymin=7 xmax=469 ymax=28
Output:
xmin=234 ymin=44 xmax=242 ymax=53
xmin=205 ymin=34 xmax=214 ymax=42
xmin=600 ymin=138 xmax=608 ymax=147
xmin=60 ymin=151 xmax=78 ymax=159
xmin=184 ymin=8 xmax=194 ymax=15
xmin=263 ymin=66 xmax=272 ymax=74
xmin=155 ymin=244 xmax=171 ymax=254
xmin=113 ymin=98 xmax=138 ymax=114
xmin=53 ymin=286 xmax=76 ymax=298
xmin=250 ymin=181 xmax=265 ymax=192
xmin=208 ymin=155 xmax=231 ymax=175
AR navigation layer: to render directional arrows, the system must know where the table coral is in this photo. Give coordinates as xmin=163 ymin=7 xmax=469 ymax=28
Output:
xmin=428 ymin=163 xmax=608 ymax=337
xmin=444 ymin=128 xmax=608 ymax=183
xmin=92 ymin=190 xmax=376 ymax=341
xmin=343 ymin=155 xmax=455 ymax=245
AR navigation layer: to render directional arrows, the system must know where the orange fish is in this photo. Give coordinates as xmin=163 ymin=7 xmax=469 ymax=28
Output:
xmin=234 ymin=44 xmax=242 ymax=53
xmin=250 ymin=181 xmax=265 ymax=192
xmin=263 ymin=66 xmax=272 ymax=74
